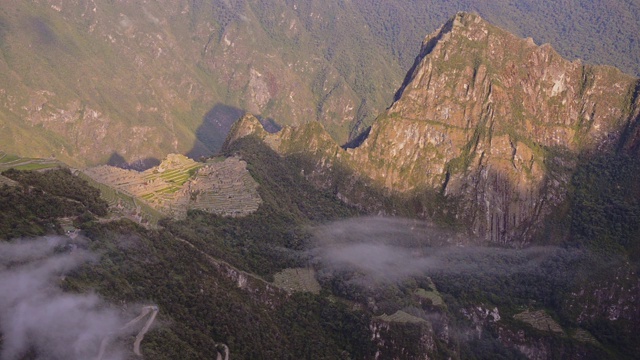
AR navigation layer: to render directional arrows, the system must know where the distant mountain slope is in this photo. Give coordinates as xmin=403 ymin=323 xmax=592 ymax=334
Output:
xmin=0 ymin=0 xmax=401 ymax=166
xmin=3 ymin=144 xmax=635 ymax=359
xmin=353 ymin=0 xmax=640 ymax=76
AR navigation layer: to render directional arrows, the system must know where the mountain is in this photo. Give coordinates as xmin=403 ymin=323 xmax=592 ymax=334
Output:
xmin=0 ymin=160 xmax=375 ymax=359
xmin=0 ymin=1 xmax=639 ymax=167
xmin=2 ymin=8 xmax=640 ymax=360
xmin=2 ymin=129 xmax=639 ymax=358
xmin=0 ymin=0 xmax=401 ymax=167
xmin=226 ymin=12 xmax=640 ymax=245
xmin=351 ymin=0 xmax=640 ymax=77
xmin=5 ymin=138 xmax=638 ymax=359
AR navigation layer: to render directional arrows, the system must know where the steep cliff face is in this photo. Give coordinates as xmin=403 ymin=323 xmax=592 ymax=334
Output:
xmin=226 ymin=12 xmax=640 ymax=244
xmin=353 ymin=12 xmax=640 ymax=243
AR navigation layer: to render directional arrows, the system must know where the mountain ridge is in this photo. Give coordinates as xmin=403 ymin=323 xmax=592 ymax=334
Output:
xmin=2 ymin=1 xmax=640 ymax=168
xmin=225 ymin=12 xmax=640 ymax=244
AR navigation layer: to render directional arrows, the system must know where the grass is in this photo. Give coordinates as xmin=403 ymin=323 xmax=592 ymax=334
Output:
xmin=0 ymin=152 xmax=65 ymax=172
xmin=160 ymin=172 xmax=195 ymax=185
xmin=0 ymin=153 xmax=20 ymax=163
xmin=415 ymin=288 xmax=445 ymax=307
xmin=140 ymin=193 xmax=155 ymax=200
xmin=513 ymin=309 xmax=564 ymax=334
xmin=10 ymin=162 xmax=61 ymax=171
xmin=273 ymin=268 xmax=321 ymax=294
xmin=77 ymin=171 xmax=164 ymax=225
xmin=157 ymin=186 xmax=181 ymax=195
xmin=376 ymin=310 xmax=428 ymax=324
xmin=571 ymin=328 xmax=599 ymax=345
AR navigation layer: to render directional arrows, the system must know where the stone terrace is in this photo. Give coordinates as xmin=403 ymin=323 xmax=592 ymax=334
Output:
xmin=82 ymin=154 xmax=262 ymax=218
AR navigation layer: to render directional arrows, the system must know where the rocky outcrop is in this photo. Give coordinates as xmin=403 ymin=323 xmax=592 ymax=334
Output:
xmin=367 ymin=12 xmax=640 ymax=243
xmin=370 ymin=316 xmax=436 ymax=360
xmin=226 ymin=12 xmax=640 ymax=245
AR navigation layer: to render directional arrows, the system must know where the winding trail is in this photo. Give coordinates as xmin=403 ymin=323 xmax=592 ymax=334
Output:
xmin=132 ymin=306 xmax=159 ymax=356
xmin=216 ymin=344 xmax=229 ymax=360
xmin=96 ymin=305 xmax=159 ymax=359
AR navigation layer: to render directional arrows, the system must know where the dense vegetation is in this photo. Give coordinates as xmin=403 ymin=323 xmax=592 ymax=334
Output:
xmin=3 ymin=168 xmax=108 ymax=216
xmin=2 ymin=142 xmax=640 ymax=358
xmin=351 ymin=0 xmax=640 ymax=76
xmin=0 ymin=0 xmax=639 ymax=357
xmin=568 ymin=153 xmax=640 ymax=262
xmin=71 ymin=220 xmax=374 ymax=359
xmin=0 ymin=150 xmax=374 ymax=359
xmin=162 ymin=137 xmax=361 ymax=278
xmin=0 ymin=168 xmax=107 ymax=238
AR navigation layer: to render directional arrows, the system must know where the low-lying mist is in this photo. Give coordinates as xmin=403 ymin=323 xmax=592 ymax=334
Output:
xmin=310 ymin=216 xmax=605 ymax=287
xmin=0 ymin=236 xmax=143 ymax=360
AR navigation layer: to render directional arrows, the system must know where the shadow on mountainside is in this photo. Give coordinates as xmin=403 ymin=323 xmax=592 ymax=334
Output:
xmin=341 ymin=126 xmax=371 ymax=149
xmin=104 ymin=104 xmax=282 ymax=169
xmin=186 ymin=103 xmax=281 ymax=160
xmin=393 ymin=16 xmax=455 ymax=102
xmin=107 ymin=152 xmax=160 ymax=171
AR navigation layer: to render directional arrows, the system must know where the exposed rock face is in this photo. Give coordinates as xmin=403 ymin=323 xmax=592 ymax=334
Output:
xmin=565 ymin=267 xmax=640 ymax=325
xmin=226 ymin=13 xmax=640 ymax=244
xmin=369 ymin=13 xmax=640 ymax=243
xmin=370 ymin=317 xmax=436 ymax=360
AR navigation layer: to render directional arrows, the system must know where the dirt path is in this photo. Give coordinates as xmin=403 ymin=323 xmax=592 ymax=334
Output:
xmin=216 ymin=344 xmax=229 ymax=360
xmin=95 ymin=305 xmax=159 ymax=359
xmin=132 ymin=306 xmax=159 ymax=356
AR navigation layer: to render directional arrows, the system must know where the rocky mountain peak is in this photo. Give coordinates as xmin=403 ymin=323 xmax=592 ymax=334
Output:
xmin=366 ymin=12 xmax=639 ymax=242
xmin=225 ymin=13 xmax=640 ymax=244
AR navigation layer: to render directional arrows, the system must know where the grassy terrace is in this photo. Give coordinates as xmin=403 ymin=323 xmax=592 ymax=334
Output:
xmin=415 ymin=288 xmax=445 ymax=307
xmin=0 ymin=151 xmax=164 ymax=224
xmin=143 ymin=163 xmax=203 ymax=185
xmin=376 ymin=311 xmax=428 ymax=324
xmin=80 ymin=154 xmax=262 ymax=220
xmin=0 ymin=152 xmax=65 ymax=172
xmin=76 ymin=171 xmax=164 ymax=225
xmin=273 ymin=268 xmax=321 ymax=294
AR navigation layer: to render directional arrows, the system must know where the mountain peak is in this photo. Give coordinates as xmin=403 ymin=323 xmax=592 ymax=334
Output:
xmin=223 ymin=114 xmax=268 ymax=150
xmin=394 ymin=11 xmax=498 ymax=101
xmin=451 ymin=11 xmax=483 ymax=26
xmin=227 ymin=14 xmax=640 ymax=245
xmin=362 ymin=13 xmax=639 ymax=242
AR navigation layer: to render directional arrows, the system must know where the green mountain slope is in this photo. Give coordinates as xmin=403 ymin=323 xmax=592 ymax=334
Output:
xmin=0 ymin=0 xmax=401 ymax=166
xmin=0 ymin=147 xmax=376 ymax=359
xmin=352 ymin=0 xmax=640 ymax=76
xmin=2 ymin=142 xmax=638 ymax=358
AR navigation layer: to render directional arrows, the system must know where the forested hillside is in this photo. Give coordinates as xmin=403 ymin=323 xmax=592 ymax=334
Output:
xmin=1 ymin=5 xmax=640 ymax=357
xmin=2 ymin=141 xmax=639 ymax=358
xmin=353 ymin=0 xmax=640 ymax=76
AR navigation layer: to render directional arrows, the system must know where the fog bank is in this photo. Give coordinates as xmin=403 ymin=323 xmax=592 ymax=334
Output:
xmin=311 ymin=216 xmax=592 ymax=284
xmin=0 ymin=237 xmax=127 ymax=360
